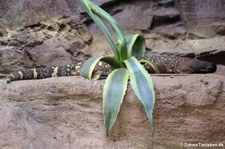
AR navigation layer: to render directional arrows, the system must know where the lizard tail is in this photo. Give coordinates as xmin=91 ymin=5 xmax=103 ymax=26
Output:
xmin=6 ymin=64 xmax=76 ymax=83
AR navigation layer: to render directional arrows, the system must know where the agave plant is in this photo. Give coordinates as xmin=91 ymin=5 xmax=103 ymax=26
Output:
xmin=79 ymin=0 xmax=155 ymax=133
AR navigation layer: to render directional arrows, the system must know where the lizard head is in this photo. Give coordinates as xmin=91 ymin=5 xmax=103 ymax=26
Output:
xmin=185 ymin=59 xmax=217 ymax=73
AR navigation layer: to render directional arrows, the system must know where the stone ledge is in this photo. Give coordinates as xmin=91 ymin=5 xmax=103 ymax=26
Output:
xmin=0 ymin=74 xmax=224 ymax=148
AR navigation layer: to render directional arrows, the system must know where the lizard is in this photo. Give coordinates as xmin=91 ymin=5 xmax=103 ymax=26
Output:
xmin=6 ymin=54 xmax=217 ymax=83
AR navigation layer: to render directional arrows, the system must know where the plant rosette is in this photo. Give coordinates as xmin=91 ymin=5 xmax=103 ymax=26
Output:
xmin=80 ymin=0 xmax=156 ymax=133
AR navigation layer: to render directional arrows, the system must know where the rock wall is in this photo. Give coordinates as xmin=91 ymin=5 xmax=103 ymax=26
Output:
xmin=0 ymin=74 xmax=225 ymax=148
xmin=178 ymin=0 xmax=225 ymax=38
xmin=0 ymin=0 xmax=225 ymax=77
xmin=0 ymin=0 xmax=225 ymax=75
xmin=0 ymin=0 xmax=79 ymax=28
xmin=0 ymin=18 xmax=92 ymax=78
xmin=1 ymin=0 xmax=224 ymax=38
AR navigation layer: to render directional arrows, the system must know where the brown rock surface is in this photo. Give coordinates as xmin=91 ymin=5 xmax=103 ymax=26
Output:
xmin=145 ymin=36 xmax=225 ymax=65
xmin=212 ymin=22 xmax=225 ymax=36
xmin=0 ymin=17 xmax=92 ymax=78
xmin=0 ymin=0 xmax=79 ymax=28
xmin=177 ymin=0 xmax=225 ymax=38
xmin=1 ymin=0 xmax=225 ymax=77
xmin=0 ymin=0 xmax=225 ymax=38
xmin=0 ymin=74 xmax=225 ymax=148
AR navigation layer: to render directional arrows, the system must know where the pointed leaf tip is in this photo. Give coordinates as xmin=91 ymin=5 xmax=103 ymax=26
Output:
xmin=103 ymin=68 xmax=129 ymax=132
xmin=124 ymin=57 xmax=155 ymax=130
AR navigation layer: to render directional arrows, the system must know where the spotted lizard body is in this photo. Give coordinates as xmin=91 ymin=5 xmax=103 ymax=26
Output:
xmin=141 ymin=54 xmax=217 ymax=74
xmin=6 ymin=54 xmax=217 ymax=83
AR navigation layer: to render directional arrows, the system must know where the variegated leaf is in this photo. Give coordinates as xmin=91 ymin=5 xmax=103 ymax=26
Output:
xmin=125 ymin=34 xmax=146 ymax=58
xmin=103 ymin=68 xmax=129 ymax=132
xmin=80 ymin=56 xmax=122 ymax=80
xmin=124 ymin=57 xmax=155 ymax=130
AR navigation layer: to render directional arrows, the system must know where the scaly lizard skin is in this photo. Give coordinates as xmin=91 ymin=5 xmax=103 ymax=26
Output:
xmin=6 ymin=54 xmax=217 ymax=83
xmin=139 ymin=54 xmax=217 ymax=74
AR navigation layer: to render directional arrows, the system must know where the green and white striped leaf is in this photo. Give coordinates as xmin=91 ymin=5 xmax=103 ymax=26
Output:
xmin=79 ymin=0 xmax=127 ymax=61
xmin=80 ymin=56 xmax=122 ymax=80
xmin=80 ymin=56 xmax=104 ymax=79
xmin=125 ymin=34 xmax=146 ymax=58
xmin=139 ymin=59 xmax=159 ymax=74
xmin=103 ymin=68 xmax=129 ymax=132
xmin=79 ymin=0 xmax=120 ymax=59
xmin=89 ymin=1 xmax=127 ymax=61
xmin=124 ymin=57 xmax=155 ymax=130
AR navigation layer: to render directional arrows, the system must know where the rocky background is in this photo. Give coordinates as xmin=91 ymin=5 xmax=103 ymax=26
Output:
xmin=0 ymin=0 xmax=225 ymax=148
xmin=0 ymin=0 xmax=225 ymax=77
xmin=1 ymin=75 xmax=225 ymax=149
